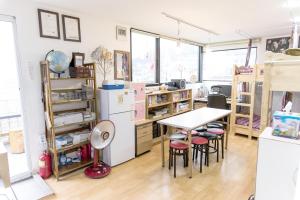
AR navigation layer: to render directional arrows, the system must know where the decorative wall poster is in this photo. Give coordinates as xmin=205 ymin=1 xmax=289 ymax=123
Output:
xmin=62 ymin=15 xmax=81 ymax=42
xmin=266 ymin=37 xmax=290 ymax=53
xmin=38 ymin=9 xmax=60 ymax=39
xmin=114 ymin=50 xmax=131 ymax=81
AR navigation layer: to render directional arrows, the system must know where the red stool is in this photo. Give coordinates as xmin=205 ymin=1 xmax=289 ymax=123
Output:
xmin=207 ymin=128 xmax=225 ymax=161
xmin=192 ymin=137 xmax=209 ymax=173
xmin=169 ymin=141 xmax=189 ymax=178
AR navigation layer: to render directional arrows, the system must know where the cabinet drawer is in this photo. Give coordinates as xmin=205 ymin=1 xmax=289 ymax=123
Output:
xmin=137 ymin=123 xmax=152 ymax=131
xmin=137 ymin=132 xmax=152 ymax=143
xmin=137 ymin=124 xmax=152 ymax=138
xmin=136 ymin=135 xmax=152 ymax=155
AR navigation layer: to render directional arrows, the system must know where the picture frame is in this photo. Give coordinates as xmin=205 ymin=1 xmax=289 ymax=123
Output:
xmin=62 ymin=14 xmax=81 ymax=42
xmin=114 ymin=50 xmax=131 ymax=81
xmin=37 ymin=9 xmax=60 ymax=39
xmin=116 ymin=26 xmax=127 ymax=41
xmin=72 ymin=52 xmax=85 ymax=67
xmin=266 ymin=37 xmax=290 ymax=53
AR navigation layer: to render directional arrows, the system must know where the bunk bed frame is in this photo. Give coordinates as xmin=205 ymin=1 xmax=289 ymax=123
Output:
xmin=261 ymin=58 xmax=300 ymax=130
xmin=230 ymin=64 xmax=264 ymax=138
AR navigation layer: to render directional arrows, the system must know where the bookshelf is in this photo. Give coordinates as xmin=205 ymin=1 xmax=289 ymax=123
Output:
xmin=40 ymin=61 xmax=98 ymax=180
xmin=145 ymin=89 xmax=193 ymax=144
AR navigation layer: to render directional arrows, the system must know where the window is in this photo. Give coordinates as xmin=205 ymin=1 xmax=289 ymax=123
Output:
xmin=203 ymin=47 xmax=257 ymax=82
xmin=131 ymin=32 xmax=157 ymax=83
xmin=160 ymin=39 xmax=199 ymax=83
xmin=131 ymin=29 xmax=202 ymax=84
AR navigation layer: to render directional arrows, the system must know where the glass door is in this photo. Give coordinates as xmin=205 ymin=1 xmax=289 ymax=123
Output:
xmin=0 ymin=15 xmax=31 ymax=182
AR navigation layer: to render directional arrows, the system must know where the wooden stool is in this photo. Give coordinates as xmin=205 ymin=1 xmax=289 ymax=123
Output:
xmin=169 ymin=141 xmax=189 ymax=178
xmin=192 ymin=137 xmax=209 ymax=173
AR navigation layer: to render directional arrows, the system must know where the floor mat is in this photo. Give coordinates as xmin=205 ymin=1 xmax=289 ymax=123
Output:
xmin=11 ymin=175 xmax=53 ymax=200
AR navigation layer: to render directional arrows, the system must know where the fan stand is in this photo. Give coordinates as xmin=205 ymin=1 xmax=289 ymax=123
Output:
xmin=84 ymin=149 xmax=111 ymax=179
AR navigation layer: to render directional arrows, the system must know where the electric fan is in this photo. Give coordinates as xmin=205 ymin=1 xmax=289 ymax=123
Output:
xmin=84 ymin=120 xmax=115 ymax=179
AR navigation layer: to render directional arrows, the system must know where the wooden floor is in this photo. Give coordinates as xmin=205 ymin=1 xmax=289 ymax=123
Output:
xmin=44 ymin=135 xmax=258 ymax=200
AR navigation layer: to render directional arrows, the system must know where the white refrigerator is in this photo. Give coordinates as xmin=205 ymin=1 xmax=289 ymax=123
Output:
xmin=97 ymin=89 xmax=135 ymax=166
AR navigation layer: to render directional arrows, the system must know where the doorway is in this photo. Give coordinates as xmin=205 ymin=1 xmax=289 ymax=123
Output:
xmin=0 ymin=15 xmax=31 ymax=182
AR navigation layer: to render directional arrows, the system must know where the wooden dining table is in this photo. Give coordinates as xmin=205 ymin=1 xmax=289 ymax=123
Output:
xmin=157 ymin=107 xmax=232 ymax=178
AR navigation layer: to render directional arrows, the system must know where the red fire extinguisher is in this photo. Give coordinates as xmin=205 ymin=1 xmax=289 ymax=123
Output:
xmin=39 ymin=151 xmax=52 ymax=179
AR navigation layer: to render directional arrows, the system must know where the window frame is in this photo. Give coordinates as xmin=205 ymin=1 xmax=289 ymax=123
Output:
xmin=130 ymin=28 xmax=203 ymax=85
xmin=202 ymin=47 xmax=258 ymax=83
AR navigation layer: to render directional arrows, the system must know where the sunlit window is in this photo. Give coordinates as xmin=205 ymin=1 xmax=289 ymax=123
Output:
xmin=203 ymin=48 xmax=257 ymax=82
xmin=160 ymin=39 xmax=199 ymax=83
xmin=131 ymin=32 xmax=157 ymax=83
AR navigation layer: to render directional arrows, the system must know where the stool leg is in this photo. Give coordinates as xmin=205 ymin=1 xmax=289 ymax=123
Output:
xmin=221 ymin=135 xmax=224 ymax=159
xmin=174 ymin=150 xmax=177 ymax=178
xmin=184 ymin=150 xmax=186 ymax=167
xmin=200 ymin=145 xmax=203 ymax=173
xmin=216 ymin=139 xmax=219 ymax=162
xmin=193 ymin=145 xmax=196 ymax=161
xmin=169 ymin=148 xmax=172 ymax=170
xmin=206 ymin=144 xmax=209 ymax=167
xmin=183 ymin=150 xmax=186 ymax=168
xmin=195 ymin=145 xmax=199 ymax=161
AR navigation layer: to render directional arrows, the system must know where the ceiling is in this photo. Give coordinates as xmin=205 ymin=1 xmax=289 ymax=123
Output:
xmin=35 ymin=0 xmax=300 ymax=44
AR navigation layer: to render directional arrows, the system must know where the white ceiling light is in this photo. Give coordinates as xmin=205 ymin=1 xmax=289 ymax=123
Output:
xmin=283 ymin=0 xmax=300 ymax=8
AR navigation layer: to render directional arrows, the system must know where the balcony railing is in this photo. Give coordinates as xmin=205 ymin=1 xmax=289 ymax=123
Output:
xmin=0 ymin=114 xmax=22 ymax=137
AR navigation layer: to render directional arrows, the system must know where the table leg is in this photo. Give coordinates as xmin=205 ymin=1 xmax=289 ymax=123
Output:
xmin=188 ymin=130 xmax=193 ymax=178
xmin=225 ymin=114 xmax=230 ymax=149
xmin=160 ymin=124 xmax=165 ymax=167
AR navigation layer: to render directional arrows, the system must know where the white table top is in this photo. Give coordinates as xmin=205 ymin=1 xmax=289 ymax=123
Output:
xmin=158 ymin=107 xmax=231 ymax=130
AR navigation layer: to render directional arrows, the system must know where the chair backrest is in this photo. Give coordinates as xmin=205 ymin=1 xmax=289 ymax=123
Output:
xmin=207 ymin=94 xmax=227 ymax=109
xmin=211 ymin=85 xmax=232 ymax=98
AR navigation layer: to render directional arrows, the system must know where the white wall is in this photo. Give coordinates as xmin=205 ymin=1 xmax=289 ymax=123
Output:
xmin=0 ymin=0 xmax=130 ymax=171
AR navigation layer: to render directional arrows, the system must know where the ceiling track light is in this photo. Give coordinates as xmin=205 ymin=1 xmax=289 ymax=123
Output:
xmin=161 ymin=12 xmax=219 ymax=36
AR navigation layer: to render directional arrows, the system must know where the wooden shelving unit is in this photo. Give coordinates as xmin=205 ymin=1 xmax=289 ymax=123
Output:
xmin=145 ymin=89 xmax=193 ymax=143
xmin=145 ymin=89 xmax=192 ymax=120
xmin=41 ymin=61 xmax=98 ymax=180
xmin=261 ymin=58 xmax=300 ymax=131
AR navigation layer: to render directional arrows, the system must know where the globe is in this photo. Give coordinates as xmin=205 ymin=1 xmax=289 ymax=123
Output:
xmin=46 ymin=50 xmax=70 ymax=74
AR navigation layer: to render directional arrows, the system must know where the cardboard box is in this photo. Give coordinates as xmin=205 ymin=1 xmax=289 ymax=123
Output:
xmin=9 ymin=130 xmax=24 ymax=154
xmin=0 ymin=142 xmax=10 ymax=187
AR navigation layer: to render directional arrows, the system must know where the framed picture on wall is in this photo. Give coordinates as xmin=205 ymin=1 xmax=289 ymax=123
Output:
xmin=114 ymin=50 xmax=131 ymax=81
xmin=62 ymin=14 xmax=81 ymax=42
xmin=37 ymin=9 xmax=60 ymax=39
xmin=72 ymin=52 xmax=85 ymax=67
xmin=266 ymin=37 xmax=290 ymax=53
xmin=116 ymin=26 xmax=127 ymax=41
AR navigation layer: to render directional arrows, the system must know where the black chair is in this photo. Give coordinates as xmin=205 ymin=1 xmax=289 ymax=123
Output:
xmin=207 ymin=94 xmax=228 ymax=109
xmin=206 ymin=94 xmax=227 ymax=160
xmin=211 ymin=85 xmax=232 ymax=98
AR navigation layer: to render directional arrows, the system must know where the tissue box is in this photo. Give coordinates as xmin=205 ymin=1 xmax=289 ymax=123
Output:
xmin=272 ymin=111 xmax=300 ymax=139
